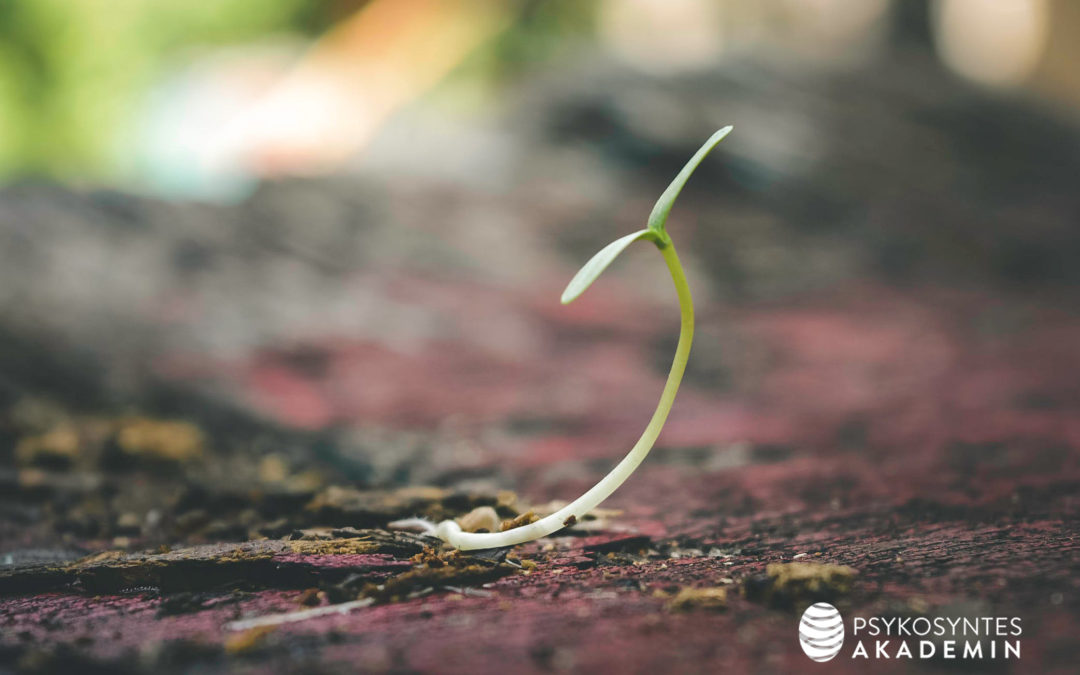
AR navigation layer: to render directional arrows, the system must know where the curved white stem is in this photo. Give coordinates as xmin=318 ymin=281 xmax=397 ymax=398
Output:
xmin=435 ymin=239 xmax=694 ymax=550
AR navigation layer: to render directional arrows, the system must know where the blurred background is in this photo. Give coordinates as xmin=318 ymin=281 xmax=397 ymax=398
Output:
xmin=3 ymin=0 xmax=1080 ymax=196
xmin=2 ymin=1 xmax=1080 ymax=671
xmin=1 ymin=0 xmax=1079 ymax=567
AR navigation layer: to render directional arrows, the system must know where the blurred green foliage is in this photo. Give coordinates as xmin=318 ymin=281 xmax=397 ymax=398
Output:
xmin=479 ymin=0 xmax=596 ymax=81
xmin=0 ymin=0 xmax=596 ymax=183
xmin=0 ymin=0 xmax=328 ymax=179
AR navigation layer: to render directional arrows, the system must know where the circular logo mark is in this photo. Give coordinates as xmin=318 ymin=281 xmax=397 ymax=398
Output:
xmin=799 ymin=602 xmax=844 ymax=662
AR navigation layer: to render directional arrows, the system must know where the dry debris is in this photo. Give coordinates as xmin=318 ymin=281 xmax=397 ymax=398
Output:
xmin=500 ymin=510 xmax=539 ymax=531
xmin=366 ymin=546 xmax=517 ymax=603
xmin=743 ymin=561 xmax=856 ymax=608
xmin=666 ymin=586 xmax=728 ymax=612
xmin=15 ymin=426 xmax=81 ymax=467
xmin=114 ymin=418 xmax=204 ymax=463
xmin=458 ymin=506 xmax=501 ymax=533
xmin=304 ymin=485 xmax=502 ymax=528
xmin=224 ymin=626 xmax=276 ymax=655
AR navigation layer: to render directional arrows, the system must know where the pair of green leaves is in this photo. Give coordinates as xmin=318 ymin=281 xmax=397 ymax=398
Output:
xmin=560 ymin=126 xmax=732 ymax=305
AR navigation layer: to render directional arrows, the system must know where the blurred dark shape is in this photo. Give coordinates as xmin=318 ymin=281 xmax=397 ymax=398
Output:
xmin=1 ymin=41 xmax=1078 ymax=393
xmin=519 ymin=53 xmax=1080 ymax=296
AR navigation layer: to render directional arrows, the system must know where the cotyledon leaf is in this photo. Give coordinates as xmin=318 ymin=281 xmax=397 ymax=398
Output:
xmin=561 ymin=126 xmax=731 ymax=306
xmin=560 ymin=229 xmax=653 ymax=304
xmin=646 ymin=125 xmax=733 ymax=234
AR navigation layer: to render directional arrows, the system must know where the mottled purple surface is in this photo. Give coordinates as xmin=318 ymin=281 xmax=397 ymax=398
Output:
xmin=3 ymin=54 xmax=1080 ymax=672
xmin=3 ymin=279 xmax=1078 ymax=674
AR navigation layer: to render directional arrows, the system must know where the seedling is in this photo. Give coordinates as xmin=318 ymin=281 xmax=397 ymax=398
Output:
xmin=408 ymin=127 xmax=732 ymax=550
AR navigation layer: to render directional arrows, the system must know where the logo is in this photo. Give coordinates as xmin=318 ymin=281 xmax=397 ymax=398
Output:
xmin=797 ymin=603 xmax=1024 ymax=662
xmin=799 ymin=602 xmax=844 ymax=662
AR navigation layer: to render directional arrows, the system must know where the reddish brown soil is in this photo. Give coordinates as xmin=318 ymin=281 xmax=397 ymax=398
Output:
xmin=2 ymin=52 xmax=1080 ymax=673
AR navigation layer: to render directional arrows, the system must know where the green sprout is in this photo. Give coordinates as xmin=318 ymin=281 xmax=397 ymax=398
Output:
xmin=410 ymin=127 xmax=732 ymax=550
